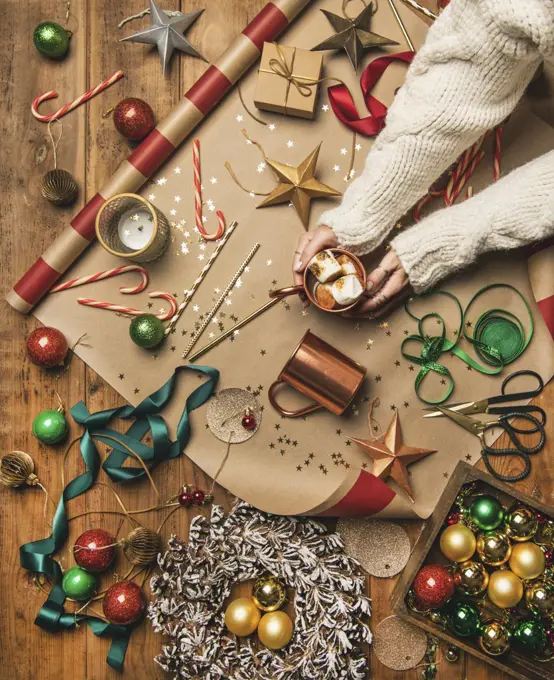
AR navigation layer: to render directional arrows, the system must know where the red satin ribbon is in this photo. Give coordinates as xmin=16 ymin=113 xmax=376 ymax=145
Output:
xmin=328 ymin=51 xmax=415 ymax=136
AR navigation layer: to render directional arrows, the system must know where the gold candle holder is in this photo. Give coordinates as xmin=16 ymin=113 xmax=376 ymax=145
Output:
xmin=95 ymin=193 xmax=170 ymax=263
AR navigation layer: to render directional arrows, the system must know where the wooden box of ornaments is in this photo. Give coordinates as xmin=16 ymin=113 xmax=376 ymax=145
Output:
xmin=391 ymin=461 xmax=554 ymax=680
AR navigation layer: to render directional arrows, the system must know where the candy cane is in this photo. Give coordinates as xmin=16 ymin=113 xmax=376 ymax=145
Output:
xmin=493 ymin=126 xmax=503 ymax=182
xmin=451 ymin=151 xmax=485 ymax=203
xmin=77 ymin=291 xmax=177 ymax=320
xmin=32 ymin=70 xmax=124 ymax=123
xmin=50 ymin=265 xmax=148 ymax=295
xmin=193 ymin=138 xmax=226 ymax=241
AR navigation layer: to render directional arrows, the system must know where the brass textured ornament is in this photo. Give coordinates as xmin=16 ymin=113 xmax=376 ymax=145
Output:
xmin=120 ymin=527 xmax=162 ymax=566
xmin=0 ymin=451 xmax=39 ymax=487
xmin=252 ymin=575 xmax=286 ymax=612
xmin=257 ymin=144 xmax=341 ymax=229
xmin=453 ymin=560 xmax=489 ymax=596
xmin=350 ymin=410 xmax=436 ymax=503
xmin=311 ymin=2 xmax=399 ymax=71
xmin=479 ymin=620 xmax=511 ymax=656
xmin=476 ymin=530 xmax=512 ymax=566
xmin=41 ymin=168 xmax=78 ymax=206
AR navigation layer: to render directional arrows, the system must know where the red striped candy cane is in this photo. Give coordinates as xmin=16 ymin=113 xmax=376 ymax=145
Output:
xmin=31 ymin=70 xmax=124 ymax=122
xmin=493 ymin=126 xmax=503 ymax=182
xmin=77 ymin=291 xmax=177 ymax=320
xmin=50 ymin=265 xmax=148 ymax=295
xmin=192 ymin=138 xmax=226 ymax=241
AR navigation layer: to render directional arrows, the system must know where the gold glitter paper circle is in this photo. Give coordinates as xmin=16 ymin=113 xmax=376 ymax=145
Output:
xmin=336 ymin=518 xmax=411 ymax=577
xmin=373 ymin=616 xmax=428 ymax=671
xmin=206 ymin=388 xmax=262 ymax=444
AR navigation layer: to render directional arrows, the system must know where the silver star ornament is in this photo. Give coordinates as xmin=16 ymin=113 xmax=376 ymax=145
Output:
xmin=121 ymin=0 xmax=207 ymax=75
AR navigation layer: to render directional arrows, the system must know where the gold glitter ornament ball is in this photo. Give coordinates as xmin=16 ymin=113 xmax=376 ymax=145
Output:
xmin=257 ymin=611 xmax=294 ymax=650
xmin=440 ymin=523 xmax=476 ymax=562
xmin=479 ymin=620 xmax=511 ymax=656
xmin=476 ymin=530 xmax=512 ymax=566
xmin=509 ymin=542 xmax=546 ymax=580
xmin=454 ymin=560 xmax=489 ymax=596
xmin=252 ymin=575 xmax=286 ymax=612
xmin=487 ymin=570 xmax=523 ymax=609
xmin=505 ymin=506 xmax=538 ymax=542
xmin=224 ymin=598 xmax=261 ymax=637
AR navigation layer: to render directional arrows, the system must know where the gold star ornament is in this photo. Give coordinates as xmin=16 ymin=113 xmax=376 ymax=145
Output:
xmin=312 ymin=2 xmax=398 ymax=71
xmin=257 ymin=144 xmax=341 ymax=228
xmin=350 ymin=411 xmax=436 ymax=502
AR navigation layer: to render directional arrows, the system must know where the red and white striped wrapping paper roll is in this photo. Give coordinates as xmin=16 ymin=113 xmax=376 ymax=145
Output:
xmin=528 ymin=243 xmax=554 ymax=341
xmin=7 ymin=0 xmax=313 ymax=314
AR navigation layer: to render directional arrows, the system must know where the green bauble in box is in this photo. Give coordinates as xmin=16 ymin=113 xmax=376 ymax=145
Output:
xmin=468 ymin=495 xmax=504 ymax=531
xmin=33 ymin=21 xmax=71 ymax=59
xmin=447 ymin=601 xmax=482 ymax=638
xmin=513 ymin=619 xmax=547 ymax=656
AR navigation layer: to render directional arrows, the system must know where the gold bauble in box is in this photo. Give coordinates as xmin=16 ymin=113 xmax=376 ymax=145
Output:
xmin=479 ymin=620 xmax=511 ymax=656
xmin=454 ymin=560 xmax=489 ymax=596
xmin=505 ymin=506 xmax=538 ymax=542
xmin=440 ymin=523 xmax=476 ymax=563
xmin=487 ymin=570 xmax=523 ymax=609
xmin=252 ymin=575 xmax=286 ymax=612
xmin=224 ymin=597 xmax=261 ymax=636
xmin=525 ymin=579 xmax=554 ymax=618
xmin=509 ymin=542 xmax=546 ymax=580
xmin=476 ymin=530 xmax=512 ymax=566
xmin=257 ymin=611 xmax=294 ymax=650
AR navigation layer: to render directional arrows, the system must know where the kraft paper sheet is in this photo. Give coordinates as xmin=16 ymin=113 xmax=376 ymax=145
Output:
xmin=33 ymin=0 xmax=554 ymax=518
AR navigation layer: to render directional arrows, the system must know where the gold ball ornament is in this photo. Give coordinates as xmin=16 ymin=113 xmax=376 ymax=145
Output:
xmin=476 ymin=530 xmax=512 ymax=566
xmin=509 ymin=542 xmax=546 ymax=580
xmin=257 ymin=611 xmax=294 ymax=650
xmin=224 ymin=598 xmax=261 ymax=637
xmin=41 ymin=169 xmax=78 ymax=206
xmin=454 ymin=560 xmax=489 ymax=596
xmin=505 ymin=506 xmax=538 ymax=542
xmin=252 ymin=575 xmax=286 ymax=612
xmin=440 ymin=523 xmax=477 ymax=563
xmin=525 ymin=579 xmax=554 ymax=618
xmin=479 ymin=620 xmax=511 ymax=656
xmin=487 ymin=570 xmax=523 ymax=609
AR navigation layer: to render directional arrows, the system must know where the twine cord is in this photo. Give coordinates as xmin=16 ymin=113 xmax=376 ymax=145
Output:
xmin=118 ymin=7 xmax=183 ymax=28
xmin=47 ymin=119 xmax=63 ymax=170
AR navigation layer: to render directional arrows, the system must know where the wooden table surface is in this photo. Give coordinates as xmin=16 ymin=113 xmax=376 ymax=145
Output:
xmin=1 ymin=1 xmax=553 ymax=678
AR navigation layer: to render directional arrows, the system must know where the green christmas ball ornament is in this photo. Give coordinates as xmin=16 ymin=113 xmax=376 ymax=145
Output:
xmin=469 ymin=495 xmax=504 ymax=531
xmin=447 ymin=601 xmax=482 ymax=638
xmin=129 ymin=314 xmax=165 ymax=349
xmin=513 ymin=619 xmax=547 ymax=656
xmin=33 ymin=21 xmax=72 ymax=59
xmin=32 ymin=408 xmax=68 ymax=444
xmin=62 ymin=566 xmax=96 ymax=601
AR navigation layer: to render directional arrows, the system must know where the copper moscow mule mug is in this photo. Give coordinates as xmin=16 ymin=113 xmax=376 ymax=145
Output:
xmin=268 ymin=330 xmax=367 ymax=418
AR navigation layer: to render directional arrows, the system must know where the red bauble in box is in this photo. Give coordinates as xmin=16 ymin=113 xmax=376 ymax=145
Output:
xmin=102 ymin=581 xmax=145 ymax=625
xmin=413 ymin=565 xmax=455 ymax=609
xmin=74 ymin=529 xmax=117 ymax=573
xmin=113 ymin=98 xmax=155 ymax=141
xmin=26 ymin=327 xmax=68 ymax=368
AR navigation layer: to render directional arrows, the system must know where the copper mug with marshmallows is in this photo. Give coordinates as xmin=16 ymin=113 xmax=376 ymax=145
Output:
xmin=268 ymin=330 xmax=367 ymax=418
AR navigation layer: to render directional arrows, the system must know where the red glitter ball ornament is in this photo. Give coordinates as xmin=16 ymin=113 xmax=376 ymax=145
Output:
xmin=446 ymin=512 xmax=460 ymax=526
xmin=413 ymin=565 xmax=455 ymax=609
xmin=192 ymin=489 xmax=205 ymax=505
xmin=178 ymin=490 xmax=194 ymax=507
xmin=26 ymin=327 xmax=68 ymax=368
xmin=74 ymin=529 xmax=116 ymax=573
xmin=113 ymin=98 xmax=155 ymax=141
xmin=102 ymin=581 xmax=145 ymax=625
xmin=241 ymin=412 xmax=257 ymax=431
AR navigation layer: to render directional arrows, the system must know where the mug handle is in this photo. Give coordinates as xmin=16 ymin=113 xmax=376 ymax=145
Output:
xmin=269 ymin=285 xmax=304 ymax=300
xmin=268 ymin=380 xmax=323 ymax=418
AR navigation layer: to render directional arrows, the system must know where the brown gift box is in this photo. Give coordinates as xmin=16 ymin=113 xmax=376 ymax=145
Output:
xmin=253 ymin=42 xmax=323 ymax=119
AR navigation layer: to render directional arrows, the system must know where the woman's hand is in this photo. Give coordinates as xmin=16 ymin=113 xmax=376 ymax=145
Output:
xmin=343 ymin=249 xmax=411 ymax=319
xmin=293 ymin=226 xmax=338 ymax=305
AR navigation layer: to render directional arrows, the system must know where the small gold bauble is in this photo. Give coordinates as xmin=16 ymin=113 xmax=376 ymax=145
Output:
xmin=476 ymin=530 xmax=512 ymax=566
xmin=487 ymin=570 xmax=523 ymax=609
xmin=440 ymin=523 xmax=477 ymax=563
xmin=252 ymin=575 xmax=286 ymax=612
xmin=505 ymin=506 xmax=538 ymax=542
xmin=445 ymin=645 xmax=460 ymax=663
xmin=479 ymin=620 xmax=511 ymax=656
xmin=454 ymin=560 xmax=489 ymax=596
xmin=257 ymin=611 xmax=294 ymax=650
xmin=224 ymin=597 xmax=261 ymax=637
xmin=525 ymin=579 xmax=554 ymax=618
xmin=41 ymin=169 xmax=78 ymax=206
xmin=509 ymin=542 xmax=546 ymax=580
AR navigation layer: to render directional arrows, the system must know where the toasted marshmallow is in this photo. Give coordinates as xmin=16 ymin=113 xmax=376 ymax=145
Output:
xmin=315 ymin=283 xmax=340 ymax=310
xmin=337 ymin=254 xmax=358 ymax=276
xmin=308 ymin=250 xmax=343 ymax=283
xmin=330 ymin=275 xmax=364 ymax=306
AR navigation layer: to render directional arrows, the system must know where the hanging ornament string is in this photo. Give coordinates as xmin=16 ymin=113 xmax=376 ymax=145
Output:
xmin=224 ymin=129 xmax=273 ymax=196
xmin=19 ymin=364 xmax=219 ymax=668
xmin=402 ymin=285 xmax=534 ymax=403
xmin=118 ymin=6 xmax=183 ymax=28
xmin=47 ymin=119 xmax=63 ymax=170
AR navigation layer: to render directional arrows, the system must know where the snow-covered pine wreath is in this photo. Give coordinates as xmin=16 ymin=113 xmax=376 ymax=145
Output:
xmin=148 ymin=502 xmax=372 ymax=680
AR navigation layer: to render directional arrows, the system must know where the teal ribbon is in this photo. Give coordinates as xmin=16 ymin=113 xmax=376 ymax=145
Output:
xmin=19 ymin=364 xmax=219 ymax=669
xmin=402 ymin=286 xmax=533 ymax=404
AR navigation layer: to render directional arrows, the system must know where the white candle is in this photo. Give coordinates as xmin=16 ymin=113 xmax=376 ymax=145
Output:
xmin=118 ymin=206 xmax=155 ymax=251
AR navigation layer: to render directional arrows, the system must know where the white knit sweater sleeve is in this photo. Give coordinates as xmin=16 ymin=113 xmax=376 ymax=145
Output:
xmin=391 ymin=150 xmax=554 ymax=291
xmin=317 ymin=0 xmax=554 ymax=255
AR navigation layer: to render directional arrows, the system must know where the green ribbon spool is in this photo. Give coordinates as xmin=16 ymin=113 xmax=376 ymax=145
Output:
xmin=20 ymin=364 xmax=219 ymax=669
xmin=402 ymin=285 xmax=533 ymax=404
